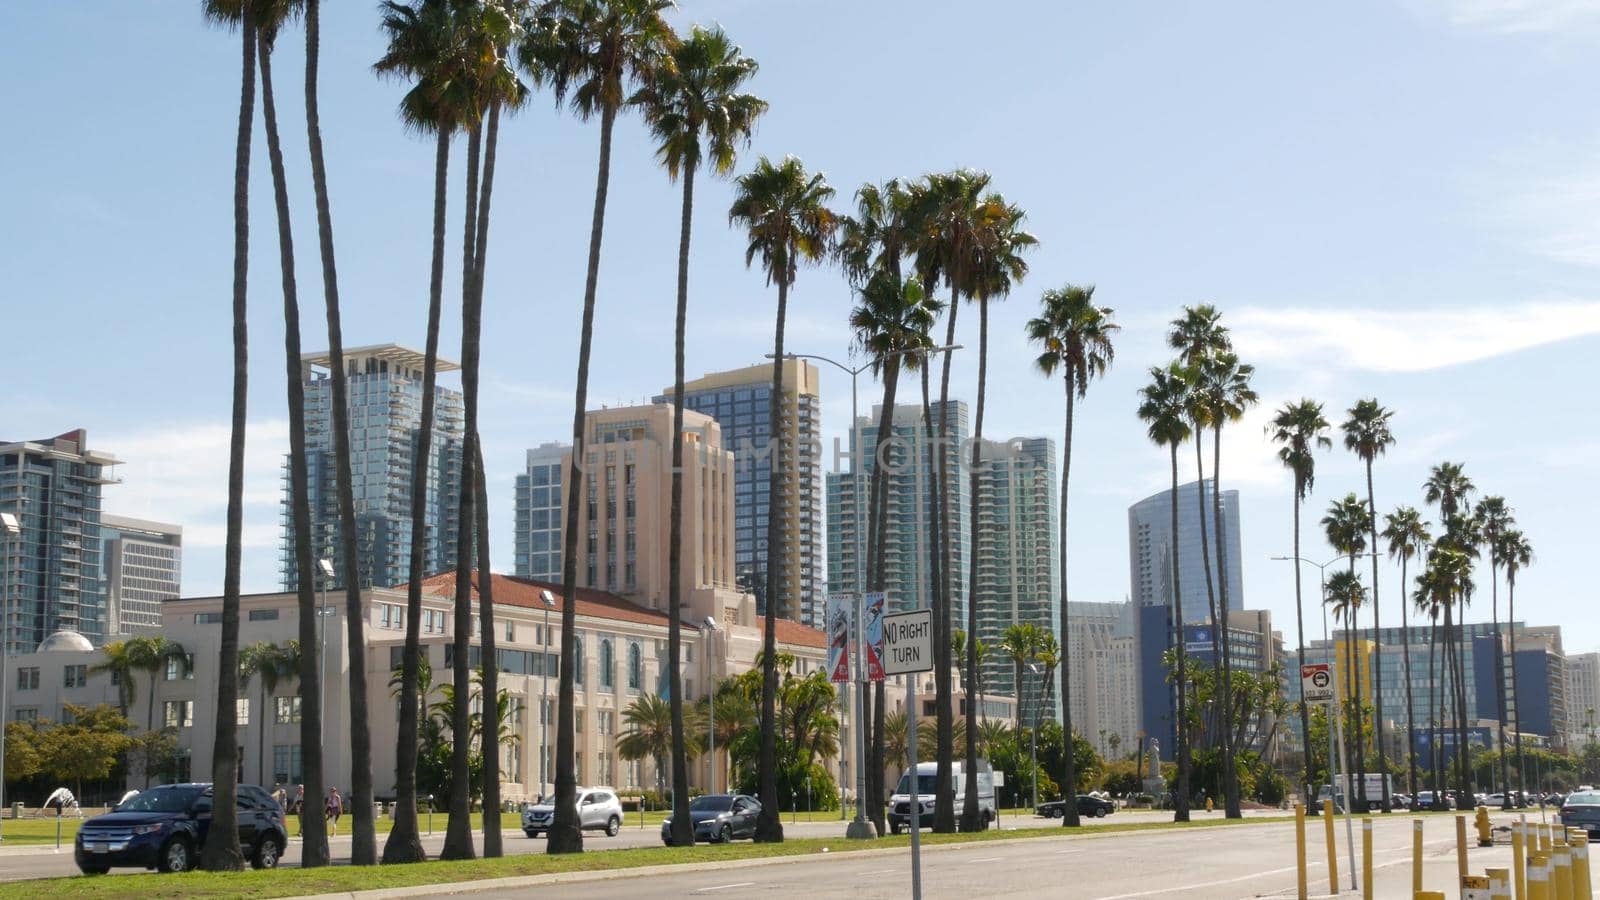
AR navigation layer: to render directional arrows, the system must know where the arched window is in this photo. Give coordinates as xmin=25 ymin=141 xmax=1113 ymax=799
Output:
xmin=599 ymin=639 xmax=614 ymax=689
xmin=627 ymin=642 xmax=642 ymax=691
xmin=573 ymin=634 xmax=586 ymax=686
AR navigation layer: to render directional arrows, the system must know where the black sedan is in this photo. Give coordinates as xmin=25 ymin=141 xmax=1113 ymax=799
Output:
xmin=1560 ymin=790 xmax=1600 ymax=838
xmin=661 ymin=794 xmax=762 ymax=845
xmin=1036 ymin=795 xmax=1115 ymax=819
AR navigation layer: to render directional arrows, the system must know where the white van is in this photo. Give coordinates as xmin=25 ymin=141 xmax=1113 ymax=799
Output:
xmin=887 ymin=760 xmax=996 ymax=834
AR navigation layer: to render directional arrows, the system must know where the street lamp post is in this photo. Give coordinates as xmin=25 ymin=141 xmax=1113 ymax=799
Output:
xmin=539 ymin=589 xmax=556 ymax=800
xmin=1027 ymin=662 xmax=1042 ymax=812
xmin=0 ymin=512 xmax=22 ymax=844
xmin=703 ymin=616 xmax=720 ymax=795
xmin=771 ymin=345 xmax=960 ymax=839
xmin=316 ymin=558 xmax=336 ymax=788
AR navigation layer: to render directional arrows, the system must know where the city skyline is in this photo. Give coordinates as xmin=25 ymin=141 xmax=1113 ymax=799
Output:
xmin=4 ymin=2 xmax=1598 ymax=657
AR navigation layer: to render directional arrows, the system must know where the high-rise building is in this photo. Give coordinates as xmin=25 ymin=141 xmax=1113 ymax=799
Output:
xmin=973 ymin=436 xmax=1059 ymax=713
xmin=1138 ymin=603 xmax=1282 ymax=760
xmin=1566 ymin=652 xmax=1600 ymax=749
xmin=1066 ymin=601 xmax=1139 ymax=758
xmin=0 ymin=430 xmax=121 ymax=652
xmin=512 ymin=404 xmax=744 ymax=626
xmin=656 ymin=360 xmax=822 ymax=624
xmin=825 ymin=401 xmax=970 ymax=631
xmin=100 ymin=514 xmax=181 ymax=634
xmin=285 ymin=345 xmax=464 ymax=591
xmin=1127 ymin=480 xmax=1244 ymax=625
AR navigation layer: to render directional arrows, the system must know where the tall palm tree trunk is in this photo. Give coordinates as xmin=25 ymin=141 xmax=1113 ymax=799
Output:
xmin=1057 ymin=385 xmax=1080 ymax=827
xmin=1491 ymin=565 xmax=1510 ymax=809
xmin=961 ymin=295 xmax=989 ymax=833
xmin=1508 ymin=574 xmax=1524 ymax=798
xmin=469 ymin=100 xmax=505 ymax=859
xmin=551 ymin=103 xmax=619 ymax=857
xmin=1362 ymin=464 xmax=1388 ymax=812
xmin=1427 ymin=615 xmax=1441 ymax=797
xmin=382 ymin=124 xmax=449 ymax=866
xmin=207 ymin=0 xmax=253 ymax=870
xmin=304 ymin=0 xmax=373 ymax=862
xmin=932 ymin=291 xmax=960 ymax=834
xmin=1211 ymin=427 xmax=1240 ymax=818
xmin=1399 ymin=557 xmax=1418 ymax=804
xmin=1191 ymin=447 xmax=1222 ymax=767
xmin=1291 ymin=494 xmax=1314 ymax=810
xmin=665 ymin=157 xmax=697 ymax=848
xmin=753 ymin=267 xmax=789 ymax=845
xmin=1169 ymin=443 xmax=1190 ymax=823
xmin=442 ymin=121 xmax=484 ymax=863
xmin=1456 ymin=600 xmax=1473 ymax=798
xmin=256 ymin=31 xmax=324 ymax=871
xmin=866 ymin=357 xmax=902 ymax=836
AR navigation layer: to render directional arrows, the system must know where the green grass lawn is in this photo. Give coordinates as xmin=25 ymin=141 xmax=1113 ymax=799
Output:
xmin=0 ymin=813 xmax=1293 ymax=899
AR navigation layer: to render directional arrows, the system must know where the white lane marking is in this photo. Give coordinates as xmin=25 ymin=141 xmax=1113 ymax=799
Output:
xmin=969 ymin=856 xmax=1004 ymax=862
xmin=698 ymin=883 xmax=756 ymax=893
xmin=1092 ymin=837 xmax=1462 ymax=899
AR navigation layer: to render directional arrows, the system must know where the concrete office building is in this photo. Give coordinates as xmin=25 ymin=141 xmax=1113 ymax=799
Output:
xmin=284 ymin=345 xmax=465 ymax=592
xmin=511 ymin=404 xmax=746 ymax=623
xmin=656 ymin=360 xmax=823 ymax=625
xmin=825 ymin=401 xmax=971 ymax=626
xmin=1567 ymin=651 xmax=1600 ymax=749
xmin=100 ymin=514 xmax=182 ymax=634
xmin=1066 ymin=601 xmax=1139 ymax=758
xmin=0 ymin=430 xmax=121 ymax=652
xmin=1127 ymin=480 xmax=1244 ymax=626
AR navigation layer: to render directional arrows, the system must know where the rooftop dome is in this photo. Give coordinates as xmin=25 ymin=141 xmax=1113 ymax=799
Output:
xmin=37 ymin=630 xmax=95 ymax=654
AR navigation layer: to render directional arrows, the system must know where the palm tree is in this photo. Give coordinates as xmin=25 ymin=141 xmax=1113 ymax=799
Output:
xmin=518 ymin=0 xmax=676 ymax=855
xmin=729 ymin=155 xmax=838 ymax=843
xmin=1475 ymin=495 xmax=1515 ymax=807
xmin=1323 ymin=568 xmax=1368 ymax=782
xmin=1381 ymin=506 xmax=1431 ymax=801
xmin=1500 ymin=529 xmax=1533 ymax=796
xmin=1322 ymin=492 xmax=1372 ymax=799
xmin=1341 ymin=398 xmax=1395 ymax=811
xmin=634 ymin=22 xmax=764 ymax=849
xmin=91 ymin=641 xmax=138 ymax=716
xmin=618 ymin=693 xmax=704 ymax=798
xmin=998 ymin=624 xmax=1041 ymax=733
xmin=446 ymin=3 xmax=526 ymax=861
xmin=913 ymin=169 xmax=992 ymax=834
xmin=1027 ymin=283 xmax=1117 ymax=828
xmin=200 ymin=0 xmax=277 ymax=871
xmin=961 ymin=197 xmax=1035 ymax=832
xmin=1166 ymin=306 xmax=1229 ymax=644
xmin=1423 ymin=462 xmax=1476 ymax=794
xmin=302 ymin=0 xmax=376 ymax=864
xmin=1424 ymin=542 xmax=1476 ymax=799
xmin=1191 ymin=349 xmax=1256 ymax=819
xmin=239 ymin=642 xmax=287 ymax=792
xmin=1138 ymin=363 xmax=1194 ymax=822
xmin=373 ymin=0 xmax=480 ymax=864
xmin=1266 ymin=399 xmax=1332 ymax=809
xmin=884 ymin=710 xmax=910 ymax=772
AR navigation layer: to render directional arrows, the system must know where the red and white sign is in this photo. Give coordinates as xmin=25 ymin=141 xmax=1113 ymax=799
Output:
xmin=1301 ymin=663 xmax=1334 ymax=704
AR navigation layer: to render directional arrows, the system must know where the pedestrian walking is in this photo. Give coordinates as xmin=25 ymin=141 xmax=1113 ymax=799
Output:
xmin=325 ymin=786 xmax=343 ymax=836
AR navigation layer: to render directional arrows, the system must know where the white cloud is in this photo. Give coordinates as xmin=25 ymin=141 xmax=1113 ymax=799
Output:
xmin=1414 ymin=0 xmax=1600 ymax=32
xmin=100 ymin=419 xmax=289 ymax=550
xmin=1492 ymin=141 xmax=1600 ymax=267
xmin=1230 ymin=301 xmax=1600 ymax=373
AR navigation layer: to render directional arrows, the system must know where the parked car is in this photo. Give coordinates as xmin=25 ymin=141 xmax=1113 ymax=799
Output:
xmin=522 ymin=787 xmax=623 ymax=838
xmin=1036 ymin=795 xmax=1115 ymax=819
xmin=74 ymin=783 xmax=287 ymax=875
xmin=660 ymin=794 xmax=761 ymax=845
xmin=887 ymin=760 xmax=997 ymax=834
xmin=1559 ymin=790 xmax=1600 ymax=839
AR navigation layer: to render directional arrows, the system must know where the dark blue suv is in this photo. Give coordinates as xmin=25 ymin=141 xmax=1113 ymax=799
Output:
xmin=74 ymin=783 xmax=288 ymax=875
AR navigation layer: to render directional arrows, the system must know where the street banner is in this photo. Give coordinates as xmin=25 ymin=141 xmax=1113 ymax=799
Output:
xmin=864 ymin=591 xmax=887 ymax=682
xmin=826 ymin=593 xmax=852 ymax=683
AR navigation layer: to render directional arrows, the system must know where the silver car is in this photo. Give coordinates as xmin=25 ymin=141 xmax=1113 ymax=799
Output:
xmin=522 ymin=788 xmax=623 ymax=838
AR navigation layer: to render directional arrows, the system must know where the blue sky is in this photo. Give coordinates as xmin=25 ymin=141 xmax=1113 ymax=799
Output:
xmin=3 ymin=1 xmax=1597 ymax=651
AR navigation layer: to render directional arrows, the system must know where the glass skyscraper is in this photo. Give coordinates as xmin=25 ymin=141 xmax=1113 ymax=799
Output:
xmin=0 ymin=429 xmax=121 ymax=652
xmin=1127 ymin=479 xmax=1244 ymax=625
xmin=284 ymin=344 xmax=464 ymax=591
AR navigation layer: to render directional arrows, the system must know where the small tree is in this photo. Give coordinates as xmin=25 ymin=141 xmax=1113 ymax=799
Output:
xmin=40 ymin=704 xmax=133 ymax=799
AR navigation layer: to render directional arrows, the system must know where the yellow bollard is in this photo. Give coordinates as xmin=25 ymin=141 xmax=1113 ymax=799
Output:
xmin=1461 ymin=816 xmax=1472 ymax=889
xmin=1568 ymin=830 xmax=1591 ymax=900
xmin=1517 ymin=822 xmax=1529 ymax=900
xmin=1480 ymin=806 xmax=1496 ymax=847
xmin=1419 ymin=894 xmax=1448 ymax=900
xmin=1325 ymin=799 xmax=1340 ymax=893
xmin=1491 ymin=867 xmax=1514 ymax=900
xmin=1533 ymin=853 xmax=1553 ymax=900
xmin=1416 ymin=819 xmax=1426 ymax=897
xmin=1296 ymin=801 xmax=1308 ymax=900
xmin=1554 ymin=844 xmax=1573 ymax=900
xmin=1543 ymin=824 xmax=1555 ymax=853
xmin=1363 ymin=818 xmax=1374 ymax=900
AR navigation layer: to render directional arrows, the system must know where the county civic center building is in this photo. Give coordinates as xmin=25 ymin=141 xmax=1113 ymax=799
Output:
xmin=8 ymin=572 xmax=977 ymax=806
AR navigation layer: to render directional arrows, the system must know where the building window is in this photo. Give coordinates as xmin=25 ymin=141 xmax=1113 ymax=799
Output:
xmin=599 ymin=639 xmax=614 ymax=689
xmin=16 ymin=667 xmax=39 ymax=691
xmin=195 ymin=612 xmax=223 ymax=624
xmin=574 ymin=635 xmax=585 ymax=686
xmin=164 ymin=700 xmax=194 ymax=729
xmin=249 ymin=609 xmax=279 ymax=622
xmin=14 ymin=708 xmax=39 ymax=723
xmin=237 ymin=697 xmax=250 ymax=726
xmin=599 ymin=710 xmax=614 ymax=737
xmin=275 ymin=696 xmax=302 ymax=724
xmin=64 ymin=665 xmax=87 ymax=689
xmin=505 ymin=620 xmax=515 ymax=643
xmin=627 ymin=643 xmax=642 ymax=691
xmin=165 ymin=656 xmax=182 ymax=681
xmin=273 ymin=744 xmax=304 ymax=785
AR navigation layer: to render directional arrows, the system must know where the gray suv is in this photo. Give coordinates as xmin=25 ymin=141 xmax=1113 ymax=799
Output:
xmin=522 ymin=787 xmax=623 ymax=838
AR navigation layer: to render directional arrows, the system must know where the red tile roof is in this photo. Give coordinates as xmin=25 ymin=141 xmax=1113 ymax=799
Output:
xmin=758 ymin=615 xmax=827 ymax=649
xmin=412 ymin=571 xmax=673 ymax=628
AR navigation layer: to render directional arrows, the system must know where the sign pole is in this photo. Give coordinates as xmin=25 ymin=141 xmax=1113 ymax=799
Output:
xmin=848 ymin=591 xmax=872 ymax=839
xmin=882 ymin=607 xmax=933 ymax=900
xmin=908 ymin=670 xmax=922 ymax=900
